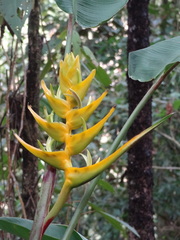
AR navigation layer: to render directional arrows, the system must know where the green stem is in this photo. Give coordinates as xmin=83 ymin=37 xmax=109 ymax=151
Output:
xmin=62 ymin=62 xmax=179 ymax=240
xmin=65 ymin=14 xmax=74 ymax=56
xmin=42 ymin=180 xmax=71 ymax=234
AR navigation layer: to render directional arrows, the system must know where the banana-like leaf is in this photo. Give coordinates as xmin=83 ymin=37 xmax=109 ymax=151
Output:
xmin=128 ymin=36 xmax=180 ymax=82
xmin=0 ymin=217 xmax=87 ymax=240
xmin=55 ymin=0 xmax=128 ymax=28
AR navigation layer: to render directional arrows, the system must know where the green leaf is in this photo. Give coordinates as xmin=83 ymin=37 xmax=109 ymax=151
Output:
xmin=82 ymin=46 xmax=111 ymax=87
xmin=173 ymin=99 xmax=180 ymax=110
xmin=128 ymin=36 xmax=180 ymax=82
xmin=42 ymin=30 xmax=66 ymax=54
xmin=98 ymin=179 xmax=115 ymax=193
xmin=0 ymin=0 xmax=33 ymax=38
xmin=40 ymin=58 xmax=54 ymax=80
xmin=55 ymin=0 xmax=128 ymax=28
xmin=89 ymin=203 xmax=140 ymax=238
xmin=72 ymin=30 xmax=81 ymax=56
xmin=85 ymin=60 xmax=111 ymax=87
xmin=0 ymin=217 xmax=87 ymax=240
xmin=83 ymin=46 xmax=97 ymax=63
xmin=96 ymin=66 xmax=112 ymax=87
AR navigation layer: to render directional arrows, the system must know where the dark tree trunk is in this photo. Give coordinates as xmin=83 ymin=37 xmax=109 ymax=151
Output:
xmin=21 ymin=0 xmax=42 ymax=220
xmin=127 ymin=1 xmax=154 ymax=240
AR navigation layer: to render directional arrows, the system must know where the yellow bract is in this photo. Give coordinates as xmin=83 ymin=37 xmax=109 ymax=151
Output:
xmin=14 ymin=133 xmax=72 ymax=170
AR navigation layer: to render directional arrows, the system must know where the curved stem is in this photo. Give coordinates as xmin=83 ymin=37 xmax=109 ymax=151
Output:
xmin=42 ymin=180 xmax=71 ymax=235
xmin=62 ymin=62 xmax=179 ymax=240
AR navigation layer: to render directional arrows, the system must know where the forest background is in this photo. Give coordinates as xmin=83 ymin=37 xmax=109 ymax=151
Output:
xmin=0 ymin=0 xmax=179 ymax=240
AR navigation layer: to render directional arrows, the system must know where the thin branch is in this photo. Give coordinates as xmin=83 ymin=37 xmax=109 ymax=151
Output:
xmin=153 ymin=166 xmax=180 ymax=170
xmin=11 ymin=43 xmax=27 ymax=162
xmin=10 ymin=172 xmax=27 ymax=218
xmin=1 ymin=43 xmax=11 ymax=66
xmin=156 ymin=130 xmax=180 ymax=150
xmin=6 ymin=37 xmax=19 ymax=218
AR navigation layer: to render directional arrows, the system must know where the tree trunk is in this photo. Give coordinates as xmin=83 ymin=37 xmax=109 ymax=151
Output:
xmin=21 ymin=0 xmax=42 ymax=220
xmin=127 ymin=1 xmax=154 ymax=239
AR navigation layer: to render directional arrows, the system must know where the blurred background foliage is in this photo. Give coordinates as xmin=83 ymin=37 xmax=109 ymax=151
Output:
xmin=0 ymin=0 xmax=179 ymax=239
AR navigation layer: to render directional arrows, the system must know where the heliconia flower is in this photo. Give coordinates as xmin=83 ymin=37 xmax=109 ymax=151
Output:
xmin=14 ymin=133 xmax=72 ymax=170
xmin=28 ymin=106 xmax=69 ymax=142
xmin=66 ymin=90 xmax=108 ymax=130
xmin=14 ymin=52 xmax=173 ymax=235
xmin=65 ymin=107 xmax=115 ymax=156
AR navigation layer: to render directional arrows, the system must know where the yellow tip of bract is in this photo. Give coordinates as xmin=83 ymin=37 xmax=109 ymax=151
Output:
xmin=28 ymin=106 xmax=69 ymax=142
xmin=14 ymin=133 xmax=72 ymax=170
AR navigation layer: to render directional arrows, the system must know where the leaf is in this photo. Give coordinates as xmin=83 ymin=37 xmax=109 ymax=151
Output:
xmin=55 ymin=0 xmax=128 ymax=28
xmin=0 ymin=217 xmax=87 ymax=240
xmin=87 ymin=62 xmax=112 ymax=87
xmin=128 ymin=36 xmax=180 ymax=82
xmin=98 ymin=179 xmax=115 ymax=193
xmin=42 ymin=30 xmax=66 ymax=54
xmin=96 ymin=66 xmax=111 ymax=87
xmin=82 ymin=46 xmax=97 ymax=63
xmin=40 ymin=58 xmax=54 ymax=80
xmin=89 ymin=203 xmax=140 ymax=238
xmin=173 ymin=99 xmax=180 ymax=110
xmin=0 ymin=0 xmax=33 ymax=38
xmin=72 ymin=30 xmax=81 ymax=56
xmin=82 ymin=46 xmax=111 ymax=87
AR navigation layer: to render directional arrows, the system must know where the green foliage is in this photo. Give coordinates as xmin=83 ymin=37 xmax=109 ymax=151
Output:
xmin=97 ymin=179 xmax=115 ymax=193
xmin=128 ymin=36 xmax=180 ymax=81
xmin=55 ymin=0 xmax=128 ymax=28
xmin=89 ymin=203 xmax=140 ymax=238
xmin=0 ymin=0 xmax=179 ymax=239
xmin=0 ymin=0 xmax=33 ymax=38
xmin=0 ymin=217 xmax=87 ymax=240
